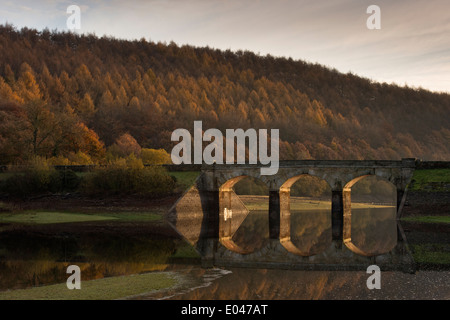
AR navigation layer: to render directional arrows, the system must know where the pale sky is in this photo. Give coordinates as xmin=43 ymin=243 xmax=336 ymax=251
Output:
xmin=1 ymin=0 xmax=449 ymax=93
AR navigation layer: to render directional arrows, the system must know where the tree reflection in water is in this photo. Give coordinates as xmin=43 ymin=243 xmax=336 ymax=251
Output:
xmin=0 ymin=224 xmax=182 ymax=291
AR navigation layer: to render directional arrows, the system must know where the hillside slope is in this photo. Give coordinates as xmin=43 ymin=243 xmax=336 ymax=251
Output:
xmin=0 ymin=24 xmax=449 ymax=164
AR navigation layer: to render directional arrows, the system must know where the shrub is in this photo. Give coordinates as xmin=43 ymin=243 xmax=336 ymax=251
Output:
xmin=67 ymin=151 xmax=94 ymax=165
xmin=47 ymin=155 xmax=71 ymax=166
xmin=141 ymin=148 xmax=172 ymax=165
xmin=2 ymin=157 xmax=55 ymax=197
xmin=1 ymin=157 xmax=81 ymax=197
xmin=49 ymin=169 xmax=81 ymax=192
xmin=80 ymin=164 xmax=176 ymax=196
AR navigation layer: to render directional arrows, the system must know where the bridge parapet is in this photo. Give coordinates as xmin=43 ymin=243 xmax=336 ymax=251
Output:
xmin=200 ymin=158 xmax=416 ymax=191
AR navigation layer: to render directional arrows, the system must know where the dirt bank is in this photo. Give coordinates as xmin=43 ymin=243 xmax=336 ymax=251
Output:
xmin=0 ymin=193 xmax=181 ymax=213
xmin=403 ymin=191 xmax=450 ymax=216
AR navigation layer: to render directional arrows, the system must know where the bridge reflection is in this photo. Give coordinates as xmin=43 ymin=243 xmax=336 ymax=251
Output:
xmin=167 ymin=159 xmax=416 ymax=272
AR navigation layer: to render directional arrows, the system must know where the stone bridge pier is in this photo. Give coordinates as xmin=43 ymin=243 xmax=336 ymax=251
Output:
xmin=167 ymin=159 xmax=416 ymax=272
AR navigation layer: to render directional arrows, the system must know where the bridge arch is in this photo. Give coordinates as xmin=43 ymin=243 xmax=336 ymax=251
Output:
xmin=215 ymin=169 xmax=271 ymax=191
xmin=218 ymin=175 xmax=269 ymax=254
xmin=278 ymin=174 xmax=332 ymax=256
xmin=343 ymin=174 xmax=397 ymax=256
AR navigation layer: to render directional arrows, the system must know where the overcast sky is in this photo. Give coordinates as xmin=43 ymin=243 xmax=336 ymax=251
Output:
xmin=1 ymin=0 xmax=449 ymax=93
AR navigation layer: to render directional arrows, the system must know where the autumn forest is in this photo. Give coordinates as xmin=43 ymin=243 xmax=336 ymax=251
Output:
xmin=0 ymin=24 xmax=449 ymax=165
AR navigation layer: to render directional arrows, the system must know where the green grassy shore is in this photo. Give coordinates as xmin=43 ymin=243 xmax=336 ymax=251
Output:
xmin=0 ymin=272 xmax=176 ymax=300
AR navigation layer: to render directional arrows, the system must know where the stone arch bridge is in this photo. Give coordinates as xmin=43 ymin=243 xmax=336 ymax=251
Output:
xmin=167 ymin=159 xmax=416 ymax=272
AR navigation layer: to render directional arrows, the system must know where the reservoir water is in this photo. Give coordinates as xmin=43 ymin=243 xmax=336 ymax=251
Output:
xmin=0 ymin=204 xmax=448 ymax=300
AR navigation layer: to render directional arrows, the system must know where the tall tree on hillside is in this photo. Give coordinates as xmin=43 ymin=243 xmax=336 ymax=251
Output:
xmin=0 ymin=101 xmax=29 ymax=163
xmin=0 ymin=76 xmax=23 ymax=104
xmin=23 ymin=99 xmax=58 ymax=156
xmin=3 ymin=64 xmax=15 ymax=84
xmin=77 ymin=93 xmax=96 ymax=121
xmin=109 ymin=133 xmax=141 ymax=158
xmin=15 ymin=63 xmax=42 ymax=102
xmin=75 ymin=64 xmax=94 ymax=96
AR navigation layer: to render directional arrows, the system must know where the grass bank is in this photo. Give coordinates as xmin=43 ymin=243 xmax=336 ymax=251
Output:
xmin=409 ymin=169 xmax=450 ymax=192
xmin=0 ymin=271 xmax=176 ymax=300
xmin=0 ymin=210 xmax=162 ymax=224
xmin=402 ymin=216 xmax=450 ymax=224
xmin=401 ymin=214 xmax=450 ymax=269
xmin=410 ymin=244 xmax=450 ymax=266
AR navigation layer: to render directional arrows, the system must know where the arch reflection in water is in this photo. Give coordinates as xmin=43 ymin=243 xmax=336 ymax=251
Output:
xmin=220 ymin=176 xmax=269 ymax=253
xmin=288 ymin=175 xmax=332 ymax=256
xmin=343 ymin=175 xmax=397 ymax=256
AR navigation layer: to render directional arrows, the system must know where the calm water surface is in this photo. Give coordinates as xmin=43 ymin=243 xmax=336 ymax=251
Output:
xmin=232 ymin=207 xmax=397 ymax=255
xmin=1 ymin=207 xmax=447 ymax=300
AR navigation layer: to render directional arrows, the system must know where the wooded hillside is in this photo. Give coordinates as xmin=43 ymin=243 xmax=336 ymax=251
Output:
xmin=0 ymin=24 xmax=449 ymax=164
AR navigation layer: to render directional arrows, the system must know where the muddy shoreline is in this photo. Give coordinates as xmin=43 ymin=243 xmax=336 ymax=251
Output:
xmin=1 ymin=189 xmax=448 ymax=215
xmin=402 ymin=191 xmax=450 ymax=216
